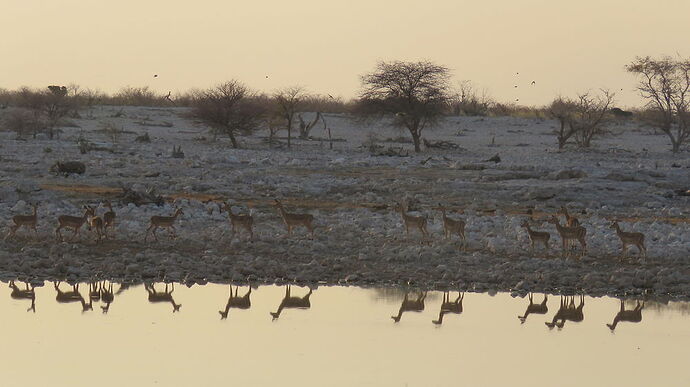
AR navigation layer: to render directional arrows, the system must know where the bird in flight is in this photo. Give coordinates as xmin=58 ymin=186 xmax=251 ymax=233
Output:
xmin=531 ymin=80 xmax=536 ymax=85
xmin=154 ymin=74 xmax=158 ymax=78
xmin=328 ymin=94 xmax=334 ymax=99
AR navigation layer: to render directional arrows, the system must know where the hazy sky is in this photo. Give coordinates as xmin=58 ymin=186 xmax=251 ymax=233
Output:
xmin=1 ymin=0 xmax=688 ymax=107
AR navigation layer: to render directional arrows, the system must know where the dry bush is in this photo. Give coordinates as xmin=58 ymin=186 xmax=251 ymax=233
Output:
xmin=1 ymin=108 xmax=45 ymax=138
xmin=450 ymin=80 xmax=493 ymax=116
xmin=110 ymin=86 xmax=166 ymax=106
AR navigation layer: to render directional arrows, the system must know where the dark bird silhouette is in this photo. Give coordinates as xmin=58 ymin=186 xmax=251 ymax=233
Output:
xmin=265 ymin=75 xmax=269 ymax=79
xmin=153 ymin=74 xmax=158 ymax=78
xmin=514 ymin=85 xmax=518 ymax=88
xmin=515 ymin=98 xmax=519 ymax=102
xmin=531 ymin=80 xmax=536 ymax=85
xmin=328 ymin=94 xmax=334 ymax=99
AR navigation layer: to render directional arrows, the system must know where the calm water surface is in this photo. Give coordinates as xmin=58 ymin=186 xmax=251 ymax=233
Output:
xmin=1 ymin=282 xmax=689 ymax=387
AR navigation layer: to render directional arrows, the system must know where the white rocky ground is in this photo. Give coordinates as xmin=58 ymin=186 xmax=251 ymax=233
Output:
xmin=0 ymin=106 xmax=688 ymax=298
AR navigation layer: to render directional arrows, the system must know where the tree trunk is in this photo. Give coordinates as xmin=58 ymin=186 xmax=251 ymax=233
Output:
xmin=228 ymin=131 xmax=238 ymax=148
xmin=410 ymin=130 xmax=421 ymax=153
xmin=672 ymin=139 xmax=680 ymax=153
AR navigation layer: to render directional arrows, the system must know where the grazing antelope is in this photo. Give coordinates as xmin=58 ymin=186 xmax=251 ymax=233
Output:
xmin=432 ymin=291 xmax=464 ymax=325
xmin=560 ymin=206 xmax=580 ymax=227
xmin=517 ymin=293 xmax=548 ymax=323
xmin=9 ymin=281 xmax=36 ymax=312
xmin=520 ymin=220 xmax=550 ymax=251
xmin=54 ymin=282 xmax=93 ymax=312
xmin=545 ymin=295 xmax=584 ymax=329
xmin=547 ymin=216 xmax=587 ymax=257
xmin=607 ymin=300 xmax=644 ymax=331
xmin=144 ymin=208 xmax=184 ymax=242
xmin=394 ymin=202 xmax=429 ymax=239
xmin=102 ymin=200 xmax=116 ymax=237
xmin=273 ymin=199 xmax=315 ymax=238
xmin=100 ymin=281 xmax=114 ymax=313
xmin=6 ymin=203 xmax=38 ymax=239
xmin=219 ymin=285 xmax=252 ymax=319
xmin=144 ymin=282 xmax=181 ymax=312
xmin=55 ymin=206 xmax=95 ymax=242
xmin=438 ymin=204 xmax=466 ymax=249
xmin=391 ymin=291 xmax=427 ymax=323
xmin=270 ymin=285 xmax=312 ymax=319
xmin=86 ymin=206 xmax=105 ymax=243
xmin=220 ymin=201 xmax=254 ymax=241
xmin=609 ymin=221 xmax=646 ymax=259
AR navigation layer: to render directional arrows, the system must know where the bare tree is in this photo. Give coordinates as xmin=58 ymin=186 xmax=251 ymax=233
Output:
xmin=627 ymin=56 xmax=690 ymax=153
xmin=547 ymin=90 xmax=614 ymax=149
xmin=359 ymin=60 xmax=451 ymax=152
xmin=571 ymin=90 xmax=614 ymax=148
xmin=191 ymin=81 xmax=264 ymax=148
xmin=273 ymin=86 xmax=305 ymax=148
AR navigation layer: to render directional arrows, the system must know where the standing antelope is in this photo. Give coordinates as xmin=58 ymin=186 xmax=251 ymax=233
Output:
xmin=607 ymin=300 xmax=644 ymax=331
xmin=144 ymin=282 xmax=182 ymax=312
xmin=394 ymin=202 xmax=429 ymax=239
xmin=609 ymin=221 xmax=646 ymax=259
xmin=9 ymin=281 xmax=36 ymax=312
xmin=102 ymin=200 xmax=116 ymax=238
xmin=432 ymin=291 xmax=464 ymax=325
xmin=273 ymin=199 xmax=315 ymax=238
xmin=55 ymin=206 xmax=95 ymax=242
xmin=220 ymin=201 xmax=254 ymax=241
xmin=391 ymin=291 xmax=427 ymax=323
xmin=270 ymin=285 xmax=312 ymax=319
xmin=560 ymin=206 xmax=580 ymax=227
xmin=547 ymin=216 xmax=587 ymax=257
xmin=144 ymin=208 xmax=184 ymax=242
xmin=219 ymin=285 xmax=252 ymax=319
xmin=439 ymin=205 xmax=466 ymax=249
xmin=86 ymin=206 xmax=105 ymax=243
xmin=6 ymin=203 xmax=38 ymax=239
xmin=518 ymin=293 xmax=548 ymax=323
xmin=520 ymin=220 xmax=550 ymax=251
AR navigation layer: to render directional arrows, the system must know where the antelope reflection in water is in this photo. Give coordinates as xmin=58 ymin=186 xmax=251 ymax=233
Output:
xmin=432 ymin=291 xmax=463 ymax=325
xmin=518 ymin=293 xmax=548 ymax=324
xmin=9 ymin=281 xmax=36 ymax=312
xmin=145 ymin=282 xmax=182 ymax=312
xmin=100 ymin=281 xmax=115 ymax=313
xmin=545 ymin=295 xmax=584 ymax=329
xmin=270 ymin=285 xmax=312 ymax=320
xmin=607 ymin=300 xmax=644 ymax=331
xmin=219 ymin=285 xmax=252 ymax=319
xmin=54 ymin=282 xmax=93 ymax=312
xmin=391 ymin=291 xmax=427 ymax=323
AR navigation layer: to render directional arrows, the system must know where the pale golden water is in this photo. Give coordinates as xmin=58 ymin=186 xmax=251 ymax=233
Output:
xmin=1 ymin=282 xmax=689 ymax=387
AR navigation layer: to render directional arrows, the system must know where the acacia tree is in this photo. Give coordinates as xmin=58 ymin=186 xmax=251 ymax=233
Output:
xmin=627 ymin=56 xmax=690 ymax=153
xmin=360 ymin=60 xmax=452 ymax=152
xmin=191 ymin=81 xmax=264 ymax=148
xmin=273 ymin=86 xmax=305 ymax=148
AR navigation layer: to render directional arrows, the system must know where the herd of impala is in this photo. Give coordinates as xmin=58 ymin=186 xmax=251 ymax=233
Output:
xmin=7 ymin=281 xmax=644 ymax=330
xmin=6 ymin=198 xmax=648 ymax=258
